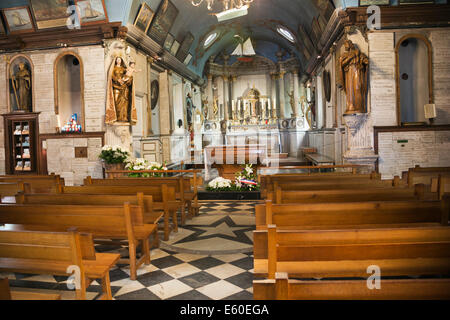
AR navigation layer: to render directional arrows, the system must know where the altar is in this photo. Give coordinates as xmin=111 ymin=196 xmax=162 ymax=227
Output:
xmin=204 ymin=144 xmax=268 ymax=180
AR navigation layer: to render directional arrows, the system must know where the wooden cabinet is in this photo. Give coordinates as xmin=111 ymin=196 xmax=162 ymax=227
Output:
xmin=3 ymin=112 xmax=40 ymax=175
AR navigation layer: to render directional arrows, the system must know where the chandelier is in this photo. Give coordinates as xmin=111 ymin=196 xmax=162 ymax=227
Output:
xmin=190 ymin=0 xmax=254 ymax=12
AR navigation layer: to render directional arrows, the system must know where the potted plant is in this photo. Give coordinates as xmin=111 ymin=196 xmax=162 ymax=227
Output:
xmin=98 ymin=145 xmax=130 ymax=177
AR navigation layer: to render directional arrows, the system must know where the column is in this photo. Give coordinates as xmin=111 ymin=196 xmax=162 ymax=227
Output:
xmin=168 ymin=71 xmax=175 ymax=133
xmin=159 ymin=70 xmax=171 ymax=135
xmin=292 ymin=70 xmax=300 ymax=117
xmin=223 ymin=76 xmax=229 ymax=121
xmin=182 ymin=78 xmax=187 ymax=130
xmin=278 ymin=71 xmax=286 ymax=119
xmin=270 ymin=73 xmax=277 ymax=118
xmin=147 ymin=57 xmax=154 ymax=135
xmin=207 ymin=74 xmax=214 ymax=120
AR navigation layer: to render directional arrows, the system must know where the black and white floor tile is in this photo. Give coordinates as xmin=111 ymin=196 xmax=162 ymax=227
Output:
xmin=0 ymin=201 xmax=257 ymax=300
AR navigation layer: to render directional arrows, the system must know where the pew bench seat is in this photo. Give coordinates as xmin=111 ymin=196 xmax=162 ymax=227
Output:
xmin=253 ymin=257 xmax=450 ymax=279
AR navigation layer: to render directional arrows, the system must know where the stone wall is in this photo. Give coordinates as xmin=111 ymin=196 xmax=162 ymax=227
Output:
xmin=46 ymin=137 xmax=103 ymax=186
xmin=378 ymin=130 xmax=450 ymax=179
xmin=0 ymin=45 xmax=106 ymax=178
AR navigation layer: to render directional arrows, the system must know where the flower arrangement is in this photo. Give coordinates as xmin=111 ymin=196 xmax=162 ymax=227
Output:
xmin=125 ymin=158 xmax=168 ymax=177
xmin=235 ymin=164 xmax=260 ymax=191
xmin=206 ymin=177 xmax=234 ymax=192
xmin=207 ymin=164 xmax=260 ymax=192
xmin=99 ymin=145 xmax=130 ymax=164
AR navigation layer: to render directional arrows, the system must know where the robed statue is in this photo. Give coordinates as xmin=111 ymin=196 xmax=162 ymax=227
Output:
xmin=106 ymin=56 xmax=137 ymax=124
xmin=11 ymin=63 xmax=31 ymax=111
xmin=339 ymin=40 xmax=369 ymax=114
xmin=186 ymin=92 xmax=195 ymax=129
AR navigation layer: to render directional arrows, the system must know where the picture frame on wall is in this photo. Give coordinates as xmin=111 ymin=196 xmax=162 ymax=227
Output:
xmin=298 ymin=24 xmax=316 ymax=53
xmin=0 ymin=17 xmax=6 ymax=35
xmin=75 ymin=0 xmax=108 ymax=25
xmin=176 ymin=32 xmax=194 ymax=62
xmin=164 ymin=33 xmax=175 ymax=51
xmin=2 ymin=6 xmax=35 ymax=34
xmin=184 ymin=54 xmax=192 ymax=65
xmin=310 ymin=17 xmax=322 ymax=44
xmin=399 ymin=0 xmax=434 ymax=4
xmin=359 ymin=0 xmax=390 ymax=6
xmin=170 ymin=40 xmax=180 ymax=56
xmin=29 ymin=0 xmax=71 ymax=29
xmin=147 ymin=0 xmax=179 ymax=46
xmin=133 ymin=2 xmax=154 ymax=33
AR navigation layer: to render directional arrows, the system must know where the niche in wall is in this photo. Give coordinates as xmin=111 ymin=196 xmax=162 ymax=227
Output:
xmin=396 ymin=34 xmax=433 ymax=125
xmin=8 ymin=55 xmax=34 ymax=113
xmin=54 ymin=52 xmax=84 ymax=131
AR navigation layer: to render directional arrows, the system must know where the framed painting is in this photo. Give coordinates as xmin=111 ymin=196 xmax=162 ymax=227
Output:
xmin=133 ymin=2 xmax=154 ymax=33
xmin=75 ymin=0 xmax=108 ymax=25
xmin=30 ymin=0 xmax=71 ymax=29
xmin=170 ymin=40 xmax=180 ymax=56
xmin=298 ymin=24 xmax=316 ymax=53
xmin=310 ymin=16 xmax=322 ymax=44
xmin=359 ymin=0 xmax=390 ymax=5
xmin=147 ymin=0 xmax=179 ymax=46
xmin=2 ymin=7 xmax=35 ymax=34
xmin=176 ymin=32 xmax=194 ymax=62
xmin=183 ymin=53 xmax=192 ymax=65
xmin=399 ymin=0 xmax=434 ymax=4
xmin=151 ymin=80 xmax=159 ymax=110
xmin=164 ymin=33 xmax=175 ymax=51
xmin=0 ymin=17 xmax=6 ymax=35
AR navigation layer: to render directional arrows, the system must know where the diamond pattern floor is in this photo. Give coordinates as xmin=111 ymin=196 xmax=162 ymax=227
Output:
xmin=0 ymin=201 xmax=257 ymax=300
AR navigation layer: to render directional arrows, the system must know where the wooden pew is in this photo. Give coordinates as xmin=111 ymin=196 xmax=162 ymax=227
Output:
xmin=0 ymin=203 xmax=156 ymax=280
xmin=1 ymin=276 xmax=62 ymax=300
xmin=268 ymin=184 xmax=433 ymax=204
xmin=253 ymin=225 xmax=450 ymax=299
xmin=84 ymin=175 xmax=198 ymax=225
xmin=59 ymin=184 xmax=178 ymax=241
xmin=255 ymin=198 xmax=449 ymax=229
xmin=261 ymin=172 xmax=381 ymax=193
xmin=407 ymin=166 xmax=450 ymax=188
xmin=0 ymin=229 xmax=119 ymax=300
xmin=0 ymin=175 xmax=63 ymax=194
xmin=0 ymin=182 xmax=30 ymax=200
xmin=15 ymin=192 xmax=162 ymax=247
xmin=254 ymin=273 xmax=450 ymax=300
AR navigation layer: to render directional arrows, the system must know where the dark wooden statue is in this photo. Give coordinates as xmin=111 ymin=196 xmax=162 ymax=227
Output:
xmin=339 ymin=40 xmax=369 ymax=114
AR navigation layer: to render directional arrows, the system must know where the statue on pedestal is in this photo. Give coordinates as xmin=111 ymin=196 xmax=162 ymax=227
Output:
xmin=11 ymin=63 xmax=31 ymax=112
xmin=339 ymin=40 xmax=369 ymax=114
xmin=106 ymin=56 xmax=138 ymax=124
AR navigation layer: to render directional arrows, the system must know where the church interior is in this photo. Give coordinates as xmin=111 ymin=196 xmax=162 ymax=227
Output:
xmin=0 ymin=0 xmax=449 ymax=302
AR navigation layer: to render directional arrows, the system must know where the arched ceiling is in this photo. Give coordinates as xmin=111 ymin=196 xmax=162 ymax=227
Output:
xmin=165 ymin=0 xmax=337 ymax=76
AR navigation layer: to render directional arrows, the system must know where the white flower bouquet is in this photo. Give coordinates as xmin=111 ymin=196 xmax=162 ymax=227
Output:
xmin=125 ymin=158 xmax=168 ymax=177
xmin=98 ymin=145 xmax=130 ymax=164
xmin=206 ymin=177 xmax=234 ymax=191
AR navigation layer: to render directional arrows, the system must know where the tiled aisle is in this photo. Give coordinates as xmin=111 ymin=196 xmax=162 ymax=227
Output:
xmin=1 ymin=201 xmax=256 ymax=300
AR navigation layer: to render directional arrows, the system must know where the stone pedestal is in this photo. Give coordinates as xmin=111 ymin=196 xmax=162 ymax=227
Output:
xmin=343 ymin=113 xmax=378 ymax=173
xmin=105 ymin=123 xmax=133 ymax=153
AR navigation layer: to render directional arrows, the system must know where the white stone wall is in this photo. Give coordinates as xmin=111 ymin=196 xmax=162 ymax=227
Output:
xmin=0 ymin=59 xmax=7 ymax=174
xmin=46 ymin=137 xmax=103 ymax=186
xmin=378 ymin=130 xmax=450 ymax=179
xmin=0 ymin=45 xmax=106 ymax=177
xmin=431 ymin=30 xmax=450 ymax=124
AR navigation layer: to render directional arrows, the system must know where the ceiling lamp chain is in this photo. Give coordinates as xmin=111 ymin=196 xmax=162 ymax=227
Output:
xmin=190 ymin=0 xmax=254 ymax=12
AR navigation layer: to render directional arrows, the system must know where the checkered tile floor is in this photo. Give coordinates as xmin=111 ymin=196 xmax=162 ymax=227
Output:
xmin=1 ymin=201 xmax=257 ymax=300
